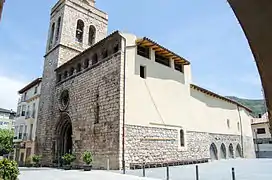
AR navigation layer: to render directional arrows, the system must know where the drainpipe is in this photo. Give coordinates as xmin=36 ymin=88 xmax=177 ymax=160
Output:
xmin=237 ymin=105 xmax=244 ymax=157
xmin=121 ymin=35 xmax=127 ymax=174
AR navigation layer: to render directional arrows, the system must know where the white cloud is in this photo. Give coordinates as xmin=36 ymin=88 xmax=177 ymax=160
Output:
xmin=0 ymin=75 xmax=26 ymax=111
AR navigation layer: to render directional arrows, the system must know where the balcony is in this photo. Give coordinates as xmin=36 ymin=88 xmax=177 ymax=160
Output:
xmin=13 ymin=135 xmax=22 ymax=143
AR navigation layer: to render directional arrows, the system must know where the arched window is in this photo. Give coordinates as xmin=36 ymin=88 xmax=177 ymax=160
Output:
xmin=237 ymin=122 xmax=240 ymax=131
xmin=113 ymin=44 xmax=119 ymax=53
xmin=84 ymin=59 xmax=89 ymax=69
xmin=55 ymin=17 xmax=61 ymax=41
xmin=76 ymin=20 xmax=84 ymax=43
xmin=92 ymin=54 xmax=98 ymax=65
xmin=102 ymin=50 xmax=108 ymax=59
xmin=77 ymin=63 xmax=82 ymax=72
xmin=49 ymin=23 xmax=55 ymax=49
xmin=63 ymin=71 xmax=68 ymax=79
xmin=88 ymin=25 xmax=96 ymax=46
xmin=180 ymin=129 xmax=185 ymax=147
xmin=57 ymin=74 xmax=62 ymax=82
xmin=69 ymin=67 xmax=74 ymax=76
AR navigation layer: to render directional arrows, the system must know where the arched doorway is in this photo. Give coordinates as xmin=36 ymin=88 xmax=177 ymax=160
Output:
xmin=220 ymin=143 xmax=227 ymax=159
xmin=229 ymin=144 xmax=234 ymax=158
xmin=55 ymin=113 xmax=73 ymax=160
xmin=235 ymin=144 xmax=242 ymax=158
xmin=210 ymin=143 xmax=218 ymax=161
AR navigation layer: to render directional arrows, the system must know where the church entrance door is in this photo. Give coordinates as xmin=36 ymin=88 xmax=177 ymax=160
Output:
xmin=55 ymin=113 xmax=73 ymax=163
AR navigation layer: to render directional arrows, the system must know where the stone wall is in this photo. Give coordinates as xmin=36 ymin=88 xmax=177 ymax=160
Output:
xmin=125 ymin=125 xmax=255 ymax=169
xmin=52 ymin=33 xmax=122 ymax=170
xmin=36 ymin=0 xmax=109 ymax=166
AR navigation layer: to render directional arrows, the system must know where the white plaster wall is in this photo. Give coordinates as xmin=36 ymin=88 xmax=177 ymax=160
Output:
xmin=123 ymin=33 xmax=253 ymax=138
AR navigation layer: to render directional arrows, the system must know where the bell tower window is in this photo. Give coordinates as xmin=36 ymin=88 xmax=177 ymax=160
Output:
xmin=55 ymin=17 xmax=61 ymax=41
xmin=76 ymin=20 xmax=84 ymax=43
xmin=49 ymin=23 xmax=55 ymax=49
xmin=88 ymin=25 xmax=96 ymax=46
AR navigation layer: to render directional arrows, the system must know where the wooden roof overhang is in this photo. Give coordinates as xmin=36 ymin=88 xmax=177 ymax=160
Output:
xmin=136 ymin=37 xmax=190 ymax=65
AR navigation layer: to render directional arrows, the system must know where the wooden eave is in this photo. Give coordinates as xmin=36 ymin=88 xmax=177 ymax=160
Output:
xmin=136 ymin=37 xmax=190 ymax=65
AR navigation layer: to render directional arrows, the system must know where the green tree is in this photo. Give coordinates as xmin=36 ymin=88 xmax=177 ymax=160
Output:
xmin=0 ymin=129 xmax=14 ymax=156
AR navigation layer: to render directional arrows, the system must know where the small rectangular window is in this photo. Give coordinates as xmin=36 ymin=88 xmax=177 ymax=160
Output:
xmin=140 ymin=66 xmax=146 ymax=79
xmin=137 ymin=45 xmax=150 ymax=59
xmin=34 ymin=86 xmax=38 ymax=94
xmin=257 ymin=128 xmax=266 ymax=134
xmin=174 ymin=62 xmax=183 ymax=72
xmin=155 ymin=53 xmax=170 ymax=67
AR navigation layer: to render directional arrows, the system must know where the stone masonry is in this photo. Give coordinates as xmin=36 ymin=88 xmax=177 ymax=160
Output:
xmin=125 ymin=125 xmax=255 ymax=169
xmin=36 ymin=0 xmax=108 ymax=165
xmin=53 ymin=32 xmax=122 ymax=169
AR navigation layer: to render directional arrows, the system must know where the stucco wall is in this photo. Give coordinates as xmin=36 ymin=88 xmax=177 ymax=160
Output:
xmin=124 ymin=34 xmax=253 ymax=138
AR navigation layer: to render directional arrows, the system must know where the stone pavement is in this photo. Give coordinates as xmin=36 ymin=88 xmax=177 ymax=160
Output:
xmin=19 ymin=168 xmax=159 ymax=180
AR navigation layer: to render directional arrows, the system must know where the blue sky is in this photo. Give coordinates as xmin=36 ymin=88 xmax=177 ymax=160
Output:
xmin=0 ymin=0 xmax=262 ymax=110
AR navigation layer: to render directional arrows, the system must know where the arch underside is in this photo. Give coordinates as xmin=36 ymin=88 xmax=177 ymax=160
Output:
xmin=228 ymin=0 xmax=272 ymax=132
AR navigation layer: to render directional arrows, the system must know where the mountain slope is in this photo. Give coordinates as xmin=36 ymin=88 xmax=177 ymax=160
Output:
xmin=226 ymin=96 xmax=266 ymax=117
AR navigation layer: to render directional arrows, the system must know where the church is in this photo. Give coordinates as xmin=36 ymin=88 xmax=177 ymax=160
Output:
xmin=36 ymin=0 xmax=255 ymax=170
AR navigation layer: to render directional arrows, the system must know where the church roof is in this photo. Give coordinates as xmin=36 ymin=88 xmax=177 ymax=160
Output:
xmin=190 ymin=84 xmax=252 ymax=112
xmin=136 ymin=37 xmax=190 ymax=65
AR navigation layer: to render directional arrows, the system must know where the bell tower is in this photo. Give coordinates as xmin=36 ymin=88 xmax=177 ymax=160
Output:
xmin=36 ymin=0 xmax=108 ymax=164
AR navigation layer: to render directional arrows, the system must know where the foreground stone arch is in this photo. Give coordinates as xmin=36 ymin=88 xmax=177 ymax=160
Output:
xmin=228 ymin=0 xmax=272 ymax=132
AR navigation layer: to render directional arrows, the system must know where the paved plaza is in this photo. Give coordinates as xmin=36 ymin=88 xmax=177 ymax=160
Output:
xmin=124 ymin=159 xmax=272 ymax=180
xmin=19 ymin=159 xmax=272 ymax=180
xmin=19 ymin=168 xmax=158 ymax=180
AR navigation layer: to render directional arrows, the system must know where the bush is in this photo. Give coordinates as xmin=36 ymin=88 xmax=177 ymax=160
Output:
xmin=62 ymin=153 xmax=75 ymax=165
xmin=32 ymin=155 xmax=42 ymax=166
xmin=0 ymin=130 xmax=14 ymax=156
xmin=25 ymin=157 xmax=32 ymax=167
xmin=0 ymin=158 xmax=19 ymax=180
xmin=82 ymin=151 xmax=93 ymax=165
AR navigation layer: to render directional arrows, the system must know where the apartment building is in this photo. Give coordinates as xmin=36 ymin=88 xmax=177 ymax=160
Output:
xmin=252 ymin=112 xmax=272 ymax=158
xmin=13 ymin=78 xmax=42 ymax=165
xmin=0 ymin=108 xmax=15 ymax=130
